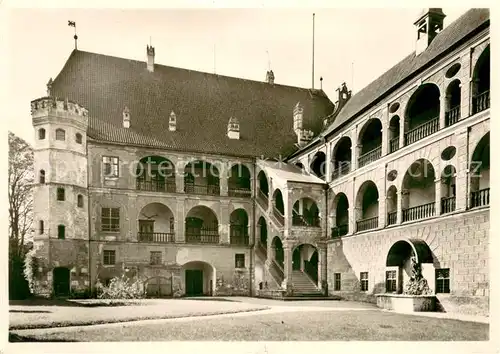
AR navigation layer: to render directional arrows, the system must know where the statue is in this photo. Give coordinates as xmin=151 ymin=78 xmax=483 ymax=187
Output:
xmin=403 ymin=252 xmax=432 ymax=295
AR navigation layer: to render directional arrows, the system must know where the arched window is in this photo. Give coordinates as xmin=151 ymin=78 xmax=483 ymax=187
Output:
xmin=75 ymin=133 xmax=83 ymax=144
xmin=58 ymin=225 xmax=65 ymax=239
xmin=38 ymin=128 xmax=46 ymax=140
xmin=39 ymin=170 xmax=46 ymax=184
xmin=39 ymin=220 xmax=44 ymax=235
xmin=55 ymin=129 xmax=66 ymax=141
xmin=77 ymin=194 xmax=84 ymax=208
xmin=57 ymin=188 xmax=65 ymax=201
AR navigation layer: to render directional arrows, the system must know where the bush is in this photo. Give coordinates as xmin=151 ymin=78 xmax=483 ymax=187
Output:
xmin=97 ymin=274 xmax=146 ymax=299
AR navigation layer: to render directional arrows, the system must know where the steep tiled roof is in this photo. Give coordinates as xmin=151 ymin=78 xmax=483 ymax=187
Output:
xmin=295 ymin=8 xmax=489 ymax=155
xmin=51 ymin=50 xmax=334 ymax=158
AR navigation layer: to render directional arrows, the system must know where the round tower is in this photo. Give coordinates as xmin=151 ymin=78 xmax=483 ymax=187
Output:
xmin=30 ymin=96 xmax=90 ymax=297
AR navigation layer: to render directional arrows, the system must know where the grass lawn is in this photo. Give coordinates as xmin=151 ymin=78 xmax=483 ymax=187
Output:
xmin=11 ymin=309 xmax=489 ymax=341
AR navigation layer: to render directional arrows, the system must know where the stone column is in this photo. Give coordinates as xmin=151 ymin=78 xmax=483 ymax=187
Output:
xmin=318 ymin=244 xmax=327 ymax=292
xmin=175 ymin=171 xmax=184 ymax=194
xmin=356 ymin=144 xmax=363 ymax=168
xmin=325 ymin=143 xmax=332 ymax=183
xmin=220 ymin=200 xmax=230 ymax=244
xmin=439 ymin=94 xmax=446 ymax=129
xmin=381 ymin=127 xmax=388 ymax=157
xmin=459 ymin=82 xmax=467 ymax=120
xmin=399 ymin=189 xmax=409 ymax=223
xmin=219 ymin=163 xmax=228 ymax=197
xmin=399 ymin=116 xmax=406 ymax=150
xmin=455 ymin=128 xmax=468 ymax=211
xmin=175 ymin=198 xmax=185 ymax=243
xmin=282 ymin=241 xmax=294 ymax=294
xmin=435 ymin=178 xmax=442 ymax=217
xmin=267 ymin=178 xmax=274 ymax=212
xmin=378 ymin=185 xmax=386 ymax=228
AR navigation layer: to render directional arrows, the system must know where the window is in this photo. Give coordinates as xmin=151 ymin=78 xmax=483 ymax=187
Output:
xmin=101 ymin=207 xmax=120 ymax=232
xmin=39 ymin=220 xmax=44 ymax=235
xmin=435 ymin=268 xmax=450 ymax=294
xmin=39 ymin=170 xmax=46 ymax=184
xmin=103 ymin=156 xmax=119 ymax=178
xmin=360 ymin=272 xmax=369 ymax=291
xmin=57 ymin=188 xmax=65 ymax=201
xmin=57 ymin=225 xmax=65 ymax=239
xmin=75 ymin=133 xmax=83 ymax=144
xmin=38 ymin=128 xmax=46 ymax=140
xmin=150 ymin=251 xmax=162 ymax=265
xmin=334 ymin=273 xmax=341 ymax=291
xmin=55 ymin=128 xmax=66 ymax=141
xmin=386 ymin=270 xmax=397 ymax=292
xmin=77 ymin=195 xmax=84 ymax=208
xmin=103 ymin=250 xmax=116 ymax=265
xmin=235 ymin=254 xmax=245 ymax=268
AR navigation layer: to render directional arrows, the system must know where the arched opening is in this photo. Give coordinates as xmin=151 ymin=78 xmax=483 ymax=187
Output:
xmin=440 ymin=165 xmax=456 ymax=214
xmin=145 ymin=276 xmax=173 ymax=298
xmin=386 ymin=186 xmax=398 ymax=225
xmin=38 ymin=128 xmax=46 ymax=140
xmin=39 ymin=169 xmax=46 ymax=184
xmin=355 ymin=181 xmax=379 ymax=232
xmin=332 ymin=193 xmax=349 ymax=237
xmin=138 ymin=203 xmax=175 ymax=243
xmin=53 ymin=267 xmax=71 ymax=297
xmin=470 ymin=132 xmax=490 ymax=208
xmin=404 ymin=84 xmax=440 ymax=145
xmin=292 ymin=244 xmax=319 ymax=285
xmin=272 ymin=189 xmax=285 ymax=225
xmin=182 ymin=261 xmax=215 ymax=296
xmin=228 ymin=164 xmax=251 ymax=197
xmin=401 ymin=159 xmax=436 ymax=222
xmin=185 ymin=206 xmax=219 ymax=244
xmin=332 ymin=137 xmax=352 ymax=180
xmin=472 ymin=45 xmax=490 ymax=114
xmin=358 ymin=118 xmax=383 ymax=168
xmin=257 ymin=171 xmax=269 ymax=207
xmin=292 ymin=198 xmax=320 ymax=227
xmin=136 ymin=156 xmax=176 ymax=193
xmin=271 ymin=236 xmax=284 ymax=269
xmin=385 ymin=239 xmax=434 ymax=294
xmin=230 ymin=209 xmax=249 ymax=245
xmin=258 ymin=216 xmax=267 ymax=249
xmin=445 ymin=80 xmax=461 ymax=126
xmin=388 ymin=116 xmax=400 ymax=153
xmin=55 ymin=128 xmax=66 ymax=141
xmin=310 ymin=151 xmax=326 ymax=179
xmin=184 ymin=160 xmax=220 ymax=196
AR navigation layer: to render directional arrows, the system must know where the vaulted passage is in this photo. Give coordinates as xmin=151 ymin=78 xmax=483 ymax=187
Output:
xmin=182 ymin=261 xmax=215 ymax=296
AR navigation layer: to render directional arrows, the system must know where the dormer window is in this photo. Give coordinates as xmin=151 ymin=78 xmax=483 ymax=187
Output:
xmin=227 ymin=117 xmax=240 ymax=140
xmin=417 ymin=21 xmax=427 ymax=39
xmin=169 ymin=111 xmax=177 ymax=131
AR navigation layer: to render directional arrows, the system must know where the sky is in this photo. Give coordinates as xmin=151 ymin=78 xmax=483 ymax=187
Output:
xmin=5 ymin=7 xmax=470 ymax=144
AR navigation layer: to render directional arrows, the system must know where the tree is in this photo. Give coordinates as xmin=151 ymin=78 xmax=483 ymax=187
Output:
xmin=8 ymin=132 xmax=34 ymax=299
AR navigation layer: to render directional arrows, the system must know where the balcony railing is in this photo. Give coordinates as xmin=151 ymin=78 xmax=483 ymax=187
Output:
xmin=389 ymin=137 xmax=400 ymax=154
xmin=441 ymin=196 xmax=456 ymax=214
xmin=402 ymin=202 xmax=435 ymax=222
xmin=185 ymin=226 xmax=219 ymax=244
xmin=138 ymin=232 xmax=175 ymax=243
xmin=273 ymin=207 xmax=285 ymax=226
xmin=445 ymin=105 xmax=461 ymax=127
xmin=358 ymin=146 xmax=382 ymax=168
xmin=292 ymin=214 xmax=320 ymax=227
xmin=356 ymin=216 xmax=378 ymax=232
xmin=387 ymin=211 xmax=397 ymax=225
xmin=404 ymin=116 xmax=439 ymax=145
xmin=228 ymin=187 xmax=252 ymax=198
xmin=470 ymin=188 xmax=490 ymax=208
xmin=230 ymin=235 xmax=249 ymax=245
xmin=331 ymin=224 xmax=348 ymax=238
xmin=472 ymin=90 xmax=490 ymax=114
xmin=331 ymin=162 xmax=351 ymax=181
xmin=230 ymin=224 xmax=249 ymax=245
xmin=184 ymin=183 xmax=220 ymax=196
xmin=257 ymin=189 xmax=269 ymax=210
xmin=136 ymin=178 xmax=176 ymax=193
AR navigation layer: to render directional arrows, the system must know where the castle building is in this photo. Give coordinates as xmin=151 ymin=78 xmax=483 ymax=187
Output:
xmin=30 ymin=8 xmax=490 ymax=315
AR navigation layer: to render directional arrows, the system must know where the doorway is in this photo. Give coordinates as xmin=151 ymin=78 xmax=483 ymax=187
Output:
xmin=53 ymin=267 xmax=70 ymax=297
xmin=185 ymin=269 xmax=204 ymax=296
xmin=292 ymin=247 xmax=301 ymax=270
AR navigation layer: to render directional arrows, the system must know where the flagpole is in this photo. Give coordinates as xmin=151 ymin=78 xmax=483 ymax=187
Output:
xmin=312 ymin=13 xmax=315 ymax=90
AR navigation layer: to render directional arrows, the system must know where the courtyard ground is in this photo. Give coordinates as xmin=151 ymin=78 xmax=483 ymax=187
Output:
xmin=9 ymin=297 xmax=490 ymax=341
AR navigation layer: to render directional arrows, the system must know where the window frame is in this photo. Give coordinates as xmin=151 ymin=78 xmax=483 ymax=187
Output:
xmin=435 ymin=268 xmax=450 ymax=294
xmin=39 ymin=220 xmax=44 ymax=235
xmin=57 ymin=224 xmax=65 ymax=239
xmin=103 ymin=250 xmax=116 ymax=266
xmin=360 ymin=271 xmax=369 ymax=292
xmin=385 ymin=270 xmax=397 ymax=293
xmin=235 ymin=253 xmax=245 ymax=268
xmin=75 ymin=133 xmax=83 ymax=144
xmin=55 ymin=128 xmax=66 ymax=141
xmin=77 ymin=194 xmax=84 ymax=208
xmin=103 ymin=156 xmax=119 ymax=179
xmin=101 ymin=207 xmax=120 ymax=232
xmin=39 ymin=170 xmax=46 ymax=184
xmin=38 ymin=128 xmax=46 ymax=140
xmin=56 ymin=188 xmax=65 ymax=201
xmin=150 ymin=251 xmax=162 ymax=265
xmin=334 ymin=273 xmax=341 ymax=291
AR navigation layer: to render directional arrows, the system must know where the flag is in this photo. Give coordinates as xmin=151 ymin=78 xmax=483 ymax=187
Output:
xmin=68 ymin=21 xmax=76 ymax=27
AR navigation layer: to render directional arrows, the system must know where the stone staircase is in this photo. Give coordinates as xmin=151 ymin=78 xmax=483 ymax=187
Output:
xmin=290 ymin=270 xmax=323 ymax=296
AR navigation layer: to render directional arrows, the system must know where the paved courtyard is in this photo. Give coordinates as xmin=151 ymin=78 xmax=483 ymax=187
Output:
xmin=9 ymin=297 xmax=489 ymax=341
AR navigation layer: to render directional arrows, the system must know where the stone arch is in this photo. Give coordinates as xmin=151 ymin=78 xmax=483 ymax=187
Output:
xmin=404 ymin=83 xmax=441 ymax=144
xmin=332 ymin=192 xmax=349 ymax=236
xmin=272 ymin=188 xmax=285 ymax=215
xmin=388 ymin=115 xmax=400 ymax=153
xmin=184 ymin=160 xmax=220 ymax=195
xmin=258 ymin=216 xmax=268 ymax=246
xmin=228 ymin=163 xmax=252 ymax=197
xmin=271 ymin=236 xmax=284 ymax=267
xmin=135 ymin=155 xmax=176 ymax=192
xmin=291 ymin=243 xmax=319 ymax=284
xmin=230 ymin=208 xmax=249 ymax=242
xmin=386 ymin=185 xmax=398 ymax=225
xmin=331 ymin=136 xmax=352 ymax=178
xmin=472 ymin=44 xmax=490 ymax=112
xmin=310 ymin=151 xmax=326 ymax=179
xmin=257 ymin=170 xmax=269 ymax=197
xmin=445 ymin=79 xmax=461 ymax=126
xmin=357 ymin=118 xmax=383 ymax=167
xmin=181 ymin=261 xmax=216 ymax=296
xmin=292 ymin=197 xmax=320 ymax=227
xmin=440 ymin=164 xmax=457 ymax=214
xmin=185 ymin=205 xmax=219 ymax=243
xmin=137 ymin=202 xmax=175 ymax=241
xmin=355 ymin=180 xmax=379 ymax=232
xmin=386 ymin=238 xmax=434 ymax=266
xmin=470 ymin=132 xmax=490 ymax=208
xmin=401 ymin=158 xmax=436 ymax=222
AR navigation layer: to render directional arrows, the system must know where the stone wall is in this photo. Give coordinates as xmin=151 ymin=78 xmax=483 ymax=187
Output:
xmin=327 ymin=208 xmax=489 ymax=316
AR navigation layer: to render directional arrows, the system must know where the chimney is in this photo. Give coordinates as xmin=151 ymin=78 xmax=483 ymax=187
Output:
xmin=123 ymin=106 xmax=130 ymax=128
xmin=414 ymin=8 xmax=446 ymax=55
xmin=169 ymin=111 xmax=177 ymax=131
xmin=293 ymin=102 xmax=303 ymax=133
xmin=227 ymin=117 xmax=240 ymax=140
xmin=266 ymin=70 xmax=275 ymax=85
xmin=147 ymin=45 xmax=155 ymax=72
